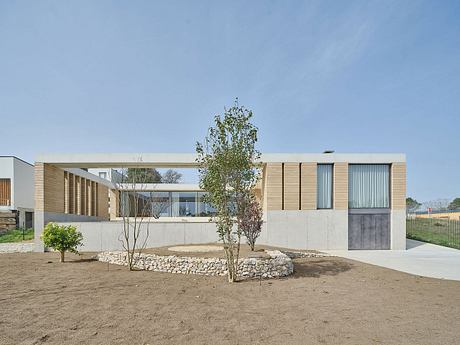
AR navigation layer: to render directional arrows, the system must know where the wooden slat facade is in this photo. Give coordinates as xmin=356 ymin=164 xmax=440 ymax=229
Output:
xmin=300 ymin=163 xmax=317 ymax=210
xmin=333 ymin=163 xmax=348 ymax=210
xmin=0 ymin=179 xmax=11 ymax=206
xmin=266 ymin=163 xmax=283 ymax=211
xmin=391 ymin=163 xmax=406 ymax=210
xmin=34 ymin=163 xmax=109 ymax=219
xmin=283 ymin=163 xmax=300 ymax=210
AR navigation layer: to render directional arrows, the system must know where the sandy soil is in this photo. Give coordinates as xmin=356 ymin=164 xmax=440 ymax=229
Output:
xmin=143 ymin=243 xmax=279 ymax=259
xmin=1 ymin=251 xmax=459 ymax=345
xmin=143 ymin=243 xmax=273 ymax=258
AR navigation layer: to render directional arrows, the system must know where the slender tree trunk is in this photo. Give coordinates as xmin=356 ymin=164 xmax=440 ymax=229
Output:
xmin=60 ymin=251 xmax=65 ymax=263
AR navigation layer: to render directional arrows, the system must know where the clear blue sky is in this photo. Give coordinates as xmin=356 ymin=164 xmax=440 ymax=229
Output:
xmin=0 ymin=1 xmax=459 ymax=202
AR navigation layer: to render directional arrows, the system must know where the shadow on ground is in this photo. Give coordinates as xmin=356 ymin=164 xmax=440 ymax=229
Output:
xmin=291 ymin=258 xmax=353 ymax=278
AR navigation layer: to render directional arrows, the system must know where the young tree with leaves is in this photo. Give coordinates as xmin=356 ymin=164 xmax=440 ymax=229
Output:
xmin=406 ymin=197 xmax=421 ymax=213
xmin=41 ymin=223 xmax=83 ymax=262
xmin=448 ymin=198 xmax=460 ymax=210
xmin=127 ymin=168 xmax=162 ymax=183
xmin=196 ymin=100 xmax=260 ymax=282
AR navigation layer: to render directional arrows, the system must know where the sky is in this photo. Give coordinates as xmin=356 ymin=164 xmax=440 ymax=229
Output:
xmin=0 ymin=0 xmax=459 ymax=202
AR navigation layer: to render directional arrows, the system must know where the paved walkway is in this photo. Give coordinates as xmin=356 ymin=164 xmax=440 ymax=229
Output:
xmin=325 ymin=239 xmax=460 ymax=281
xmin=0 ymin=242 xmax=35 ymax=253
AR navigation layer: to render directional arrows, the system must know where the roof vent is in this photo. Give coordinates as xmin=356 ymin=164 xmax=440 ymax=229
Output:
xmin=323 ymin=150 xmax=335 ymax=154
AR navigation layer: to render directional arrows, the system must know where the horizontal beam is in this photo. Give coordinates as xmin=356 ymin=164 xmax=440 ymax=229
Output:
xmin=36 ymin=152 xmax=406 ymax=168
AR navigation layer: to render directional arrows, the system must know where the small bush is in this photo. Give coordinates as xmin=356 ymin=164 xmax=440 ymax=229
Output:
xmin=41 ymin=223 xmax=83 ymax=262
xmin=239 ymin=196 xmax=263 ymax=251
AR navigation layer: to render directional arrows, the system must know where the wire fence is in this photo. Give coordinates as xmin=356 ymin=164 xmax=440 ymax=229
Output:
xmin=406 ymin=216 xmax=460 ymax=249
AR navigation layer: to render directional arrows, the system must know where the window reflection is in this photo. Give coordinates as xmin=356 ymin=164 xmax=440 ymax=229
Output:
xmin=120 ymin=191 xmax=217 ymax=218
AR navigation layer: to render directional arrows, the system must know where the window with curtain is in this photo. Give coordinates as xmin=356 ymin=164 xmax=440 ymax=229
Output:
xmin=317 ymin=164 xmax=333 ymax=209
xmin=348 ymin=165 xmax=390 ymax=208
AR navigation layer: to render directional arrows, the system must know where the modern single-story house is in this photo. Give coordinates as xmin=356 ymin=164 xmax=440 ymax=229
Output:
xmin=0 ymin=156 xmax=34 ymax=230
xmin=34 ymin=152 xmax=406 ymax=251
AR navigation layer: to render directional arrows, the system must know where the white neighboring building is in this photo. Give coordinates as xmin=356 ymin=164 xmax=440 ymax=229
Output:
xmin=88 ymin=168 xmax=124 ymax=183
xmin=0 ymin=156 xmax=34 ymax=230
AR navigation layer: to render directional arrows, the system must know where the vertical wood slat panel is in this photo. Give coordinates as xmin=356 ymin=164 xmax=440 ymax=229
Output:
xmin=300 ymin=163 xmax=317 ymax=210
xmin=283 ymin=163 xmax=300 ymax=210
xmin=76 ymin=176 xmax=81 ymax=215
xmin=81 ymin=178 xmax=86 ymax=216
xmin=97 ymin=185 xmax=110 ymax=220
xmin=95 ymin=182 xmax=99 ymax=216
xmin=34 ymin=163 xmax=44 ymax=211
xmin=334 ymin=163 xmax=348 ymax=210
xmin=39 ymin=164 xmax=65 ymax=213
xmin=266 ymin=163 xmax=283 ymax=210
xmin=69 ymin=174 xmax=74 ymax=214
xmin=109 ymin=189 xmax=119 ymax=219
xmin=87 ymin=180 xmax=92 ymax=216
xmin=391 ymin=163 xmax=406 ymax=210
xmin=0 ymin=179 xmax=11 ymax=206
xmin=64 ymin=172 xmax=69 ymax=214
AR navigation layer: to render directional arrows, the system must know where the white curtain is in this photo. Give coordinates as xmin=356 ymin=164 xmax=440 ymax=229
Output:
xmin=348 ymin=165 xmax=390 ymax=208
xmin=317 ymin=164 xmax=333 ymax=209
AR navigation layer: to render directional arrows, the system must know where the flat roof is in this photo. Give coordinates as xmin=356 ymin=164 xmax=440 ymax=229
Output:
xmin=0 ymin=156 xmax=34 ymax=167
xmin=36 ymin=152 xmax=406 ymax=168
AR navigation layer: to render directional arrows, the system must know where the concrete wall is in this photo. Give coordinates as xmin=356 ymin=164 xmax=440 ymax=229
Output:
xmin=58 ymin=220 xmax=220 ymax=252
xmin=51 ymin=209 xmax=406 ymax=252
xmin=391 ymin=210 xmax=407 ymax=250
xmin=61 ymin=210 xmax=349 ymax=252
xmin=259 ymin=210 xmax=348 ymax=250
xmin=34 ymin=210 xmax=108 ymax=251
xmin=13 ymin=158 xmax=34 ymax=210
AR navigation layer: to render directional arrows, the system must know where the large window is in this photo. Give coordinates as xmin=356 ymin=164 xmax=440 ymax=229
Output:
xmin=317 ymin=164 xmax=333 ymax=209
xmin=171 ymin=192 xmax=197 ymax=217
xmin=151 ymin=192 xmax=171 ymax=217
xmin=120 ymin=191 xmax=218 ymax=217
xmin=348 ymin=164 xmax=390 ymax=209
xmin=197 ymin=192 xmax=217 ymax=217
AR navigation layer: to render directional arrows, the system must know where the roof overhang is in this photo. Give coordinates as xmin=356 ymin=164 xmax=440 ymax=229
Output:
xmin=35 ymin=152 xmax=406 ymax=168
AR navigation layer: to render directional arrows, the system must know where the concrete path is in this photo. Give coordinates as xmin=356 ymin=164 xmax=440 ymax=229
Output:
xmin=325 ymin=239 xmax=460 ymax=281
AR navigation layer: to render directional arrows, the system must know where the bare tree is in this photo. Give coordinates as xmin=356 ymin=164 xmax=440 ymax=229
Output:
xmin=425 ymin=199 xmax=451 ymax=211
xmin=161 ymin=169 xmax=183 ymax=183
xmin=114 ymin=165 xmax=167 ymax=270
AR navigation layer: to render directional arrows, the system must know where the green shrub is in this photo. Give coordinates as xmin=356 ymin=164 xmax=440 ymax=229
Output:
xmin=41 ymin=223 xmax=83 ymax=262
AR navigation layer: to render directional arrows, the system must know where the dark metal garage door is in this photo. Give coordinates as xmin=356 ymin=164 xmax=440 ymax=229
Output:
xmin=348 ymin=209 xmax=390 ymax=250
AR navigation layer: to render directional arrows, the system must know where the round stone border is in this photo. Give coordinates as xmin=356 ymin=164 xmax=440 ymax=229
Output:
xmin=97 ymin=249 xmax=294 ymax=279
xmin=0 ymin=242 xmax=35 ymax=253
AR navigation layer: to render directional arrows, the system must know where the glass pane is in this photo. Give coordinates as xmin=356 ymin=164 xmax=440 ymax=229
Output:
xmin=197 ymin=192 xmax=217 ymax=217
xmin=317 ymin=164 xmax=333 ymax=209
xmin=120 ymin=191 xmax=152 ymax=217
xmin=171 ymin=192 xmax=197 ymax=217
xmin=151 ymin=192 xmax=171 ymax=217
xmin=348 ymin=165 xmax=390 ymax=208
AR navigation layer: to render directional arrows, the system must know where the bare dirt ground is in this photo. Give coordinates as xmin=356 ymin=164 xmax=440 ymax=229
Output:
xmin=1 ymin=250 xmax=459 ymax=345
xmin=143 ymin=243 xmax=289 ymax=258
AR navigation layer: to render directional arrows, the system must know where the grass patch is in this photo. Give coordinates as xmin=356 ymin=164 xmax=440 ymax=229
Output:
xmin=0 ymin=228 xmax=34 ymax=243
xmin=407 ymin=218 xmax=460 ymax=249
